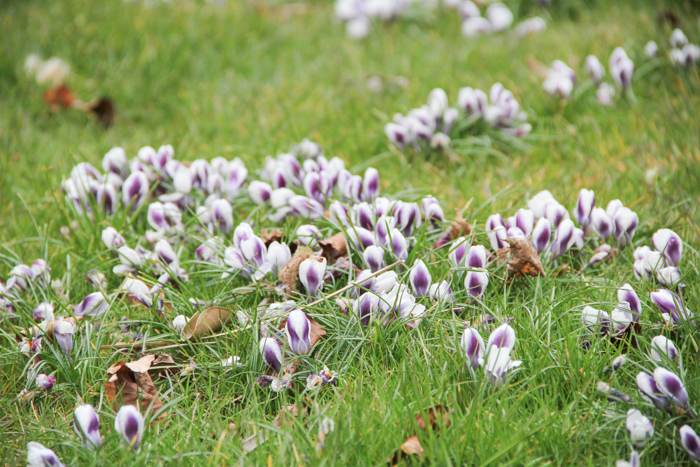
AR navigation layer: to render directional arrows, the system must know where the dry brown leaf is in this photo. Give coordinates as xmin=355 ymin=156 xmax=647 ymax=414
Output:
xmin=43 ymin=85 xmax=75 ymax=108
xmin=319 ymin=233 xmax=347 ymax=265
xmin=183 ymin=306 xmax=232 ymax=340
xmin=416 ymin=405 xmax=452 ymax=431
xmin=149 ymin=354 xmax=177 ymax=378
xmin=105 ymin=354 xmax=164 ymax=415
xmin=87 ymin=97 xmax=115 ymax=127
xmin=499 ymin=237 xmax=545 ymax=279
xmin=260 ymin=228 xmax=284 ymax=246
xmin=401 ymin=436 xmax=424 ymax=455
xmin=278 ymin=246 xmax=315 ymax=293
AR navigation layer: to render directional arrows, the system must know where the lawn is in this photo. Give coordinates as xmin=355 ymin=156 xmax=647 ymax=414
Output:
xmin=1 ymin=0 xmax=699 ymax=465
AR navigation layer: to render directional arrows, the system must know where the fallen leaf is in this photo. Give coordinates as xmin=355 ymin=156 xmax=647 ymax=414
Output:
xmin=149 ymin=354 xmax=177 ymax=378
xmin=278 ymin=246 xmax=315 ymax=293
xmin=87 ymin=97 xmax=115 ymax=127
xmin=416 ymin=405 xmax=452 ymax=431
xmin=183 ymin=306 xmax=232 ymax=340
xmin=43 ymin=85 xmax=75 ymax=108
xmin=319 ymin=233 xmax=347 ymax=265
xmin=105 ymin=354 xmax=164 ymax=415
xmin=401 ymin=436 xmax=424 ymax=456
xmin=498 ymin=237 xmax=545 ymax=279
xmin=260 ymin=228 xmax=284 ymax=246
xmin=241 ymin=431 xmax=269 ymax=453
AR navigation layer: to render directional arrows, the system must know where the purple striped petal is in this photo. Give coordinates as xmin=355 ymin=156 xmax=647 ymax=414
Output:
xmin=464 ymin=270 xmax=489 ymax=299
xmin=354 ymin=292 xmax=380 ymax=326
xmin=259 ymin=338 xmax=284 ymax=373
xmin=515 ymin=208 xmax=535 ymax=236
xmin=654 ymin=367 xmax=689 ymax=409
xmin=653 ymin=228 xmax=683 ymax=267
xmin=299 ymin=258 xmax=327 ymax=296
xmin=354 ymin=202 xmax=375 ymax=231
xmin=460 ymin=328 xmax=485 ymax=369
xmin=409 ymin=259 xmax=432 ymax=297
xmin=486 ymin=323 xmax=516 ymax=351
xmin=680 ymin=425 xmax=700 ymax=462
xmin=617 ymin=283 xmax=641 ymax=319
xmin=114 ymin=405 xmax=144 ymax=450
xmin=636 ymin=371 xmax=669 ymax=410
xmin=363 ymin=245 xmax=384 ymax=272
xmin=574 ymin=189 xmax=595 ymax=228
xmin=285 ymin=309 xmax=312 ymax=355
xmin=449 ymin=237 xmax=468 ymax=268
xmin=362 ymin=167 xmax=380 ymax=201
xmin=74 ymin=404 xmax=101 ymax=449
xmin=531 ymin=217 xmax=551 ymax=253
xmin=465 ymin=245 xmax=487 ymax=269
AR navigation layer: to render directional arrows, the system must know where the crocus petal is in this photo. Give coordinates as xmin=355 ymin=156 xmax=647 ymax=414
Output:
xmin=363 ymin=245 xmax=385 ymax=272
xmin=653 ymin=228 xmax=683 ymax=267
xmin=408 ymin=259 xmax=432 ymax=297
xmin=460 ymin=328 xmax=485 ymax=369
xmin=636 ymin=371 xmax=669 ymax=410
xmin=27 ymin=442 xmax=65 ymax=467
xmin=285 ymin=309 xmax=312 ymax=355
xmin=114 ymin=405 xmax=144 ymax=450
xmin=653 ymin=367 xmax=689 ymax=409
xmin=531 ymin=217 xmax=551 ymax=253
xmin=680 ymin=425 xmax=700 ymax=462
xmin=299 ymin=258 xmax=327 ymax=297
xmin=650 ymin=335 xmax=678 ymax=362
xmin=486 ymin=323 xmax=516 ymax=351
xmin=74 ymin=404 xmax=101 ymax=449
xmin=259 ymin=338 xmax=284 ymax=373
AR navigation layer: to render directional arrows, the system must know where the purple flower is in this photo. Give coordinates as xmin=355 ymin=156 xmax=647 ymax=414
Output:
xmin=248 ymin=181 xmax=272 ymax=204
xmin=233 ymin=222 xmax=255 ymax=250
xmin=240 ymin=236 xmax=267 ymax=268
xmin=460 ymin=328 xmax=485 ymax=369
xmin=654 ymin=367 xmax=689 ymax=410
xmin=101 ymin=227 xmax=125 ymax=249
xmin=289 ymin=195 xmax=325 ymax=220
xmin=268 ymin=242 xmax=291 ymax=277
xmin=259 ymin=337 xmax=284 ymax=373
xmin=376 ymin=215 xmax=395 ymax=246
xmin=429 ymin=280 xmax=454 ymax=303
xmin=680 ymin=425 xmax=700 ymax=462
xmin=296 ymin=225 xmax=321 ymax=246
xmin=584 ymin=55 xmax=605 ymax=84
xmin=626 ymin=409 xmax=654 ymax=448
xmin=303 ymin=172 xmax=331 ymax=205
xmin=582 ymin=306 xmax=610 ymax=335
xmin=33 ymin=302 xmax=54 ymax=323
xmin=211 ymin=199 xmax=234 ymax=234
xmin=345 ymin=226 xmax=375 ymax=251
xmin=299 ymin=258 xmax=327 ymax=296
xmin=615 ymin=450 xmax=639 ymax=467
xmin=485 ymin=214 xmax=507 ymax=251
xmin=636 ymin=371 xmax=669 ymax=410
xmin=409 ymin=259 xmax=432 ymax=297
xmin=154 ymin=239 xmax=178 ymax=266
xmin=449 ymin=237 xmax=468 ymax=268
xmin=329 ymin=201 xmax=351 ymax=226
xmin=27 ymin=442 xmax=65 ymax=467
xmin=35 ymin=374 xmax=56 ymax=390
xmin=53 ymin=318 xmax=75 ymax=356
xmin=657 ymin=266 xmax=683 ymax=289
xmin=526 ymin=190 xmax=555 ymax=219
xmin=74 ymin=404 xmax=101 ymax=449
xmin=286 ymin=309 xmax=312 ymax=355
xmin=591 ymin=207 xmax=613 ymax=239
xmin=652 ymin=228 xmax=683 ymax=267
xmin=95 ymin=182 xmax=119 ymax=214
xmin=421 ymin=197 xmax=445 ymax=223
xmin=362 ymin=167 xmax=380 ymax=201
xmin=531 ymin=218 xmax=551 ymax=254
xmin=354 ymin=202 xmax=375 ymax=231
xmin=484 ymin=345 xmax=522 ymax=388
xmin=353 ymin=270 xmax=376 ymax=298
xmin=354 ymin=292 xmax=381 ymax=326
xmin=387 ymin=228 xmax=407 ymax=261
xmin=363 ymin=245 xmax=384 ymax=272
xmin=465 ymin=245 xmax=487 ymax=269
xmin=372 ymin=271 xmax=397 ymax=294
xmin=74 ymin=292 xmax=109 ymax=317
xmin=613 ymin=207 xmax=638 ymax=246
xmin=225 ymin=164 xmax=248 ymax=197
xmin=122 ymin=172 xmax=149 ymax=211
xmin=551 ymin=219 xmax=574 ymax=261
xmin=395 ymin=202 xmax=422 ymax=236
xmin=485 ymin=323 xmax=516 ymax=351
xmin=545 ymin=202 xmax=569 ymax=228
xmin=514 ymin=209 xmax=535 ymax=236
xmin=650 ymin=335 xmax=678 ymax=362
xmin=102 ymin=147 xmax=127 ymax=175
xmin=650 ymin=289 xmax=693 ymax=324
xmin=115 ymin=405 xmax=144 ymax=450
xmin=617 ymin=284 xmax=641 ymax=321
xmin=610 ymin=47 xmax=634 ymax=89
xmin=464 ymin=269 xmax=489 ymax=300
xmin=585 ymin=244 xmax=612 ymax=269
xmin=385 ymin=123 xmax=409 ymax=149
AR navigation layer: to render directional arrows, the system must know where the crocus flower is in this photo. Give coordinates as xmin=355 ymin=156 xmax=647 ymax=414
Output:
xmin=374 ymin=197 xmax=391 ymax=217
xmin=362 ymin=167 xmax=380 ymax=201
xmin=34 ymin=302 xmax=54 ymax=323
xmin=53 ymin=317 xmax=75 ymax=356
xmin=458 ymin=87 xmax=487 ymax=116
xmin=680 ymin=425 xmax=700 ymax=462
xmin=582 ymin=306 xmax=610 ymax=335
xmin=671 ymin=28 xmax=688 ymax=48
xmin=102 ymin=227 xmax=125 ymax=249
xmin=650 ymin=289 xmax=693 ymax=324
xmin=573 ymin=189 xmax=595 ymax=229
xmin=584 ymin=55 xmax=605 ymax=84
xmin=268 ymin=242 xmax=291 ymax=277
xmin=346 ymin=226 xmax=375 ymax=251
xmin=172 ymin=315 xmax=189 ymax=333
xmin=372 ymin=271 xmax=398 ymax=294
xmin=449 ymin=237 xmax=468 ymax=268
xmin=395 ymin=202 xmax=421 ymax=236
xmin=286 ymin=309 xmax=312 ymax=355
xmin=259 ymin=337 xmax=283 ymax=373
xmin=329 ymin=200 xmax=351 ymax=226
xmin=74 ymin=292 xmax=109 ymax=316
xmin=122 ymin=172 xmax=149 ymax=211
xmin=115 ymin=405 xmax=144 ymax=450
xmin=385 ymin=123 xmax=409 ymax=149
xmin=354 ymin=292 xmax=381 ymax=326
xmin=460 ymin=328 xmax=485 ymax=369
xmin=485 ymin=214 xmax=507 ymax=251
xmin=617 ymin=283 xmax=641 ymax=320
xmin=296 ymin=225 xmax=321 ymax=246
xmin=585 ymin=244 xmax=612 ymax=269
xmin=95 ymin=182 xmax=119 ymax=214
xmin=654 ymin=367 xmax=689 ymax=410
xmin=596 ymin=83 xmax=615 ymax=106
xmin=615 ymin=450 xmax=640 ymax=467
xmin=421 ymin=196 xmax=445 ymax=223
xmin=429 ymin=280 xmax=454 ymax=303
xmin=408 ymin=259 xmax=432 ymax=297
xmin=211 ymin=198 xmax=234 ymax=234
xmin=626 ymin=409 xmax=654 ymax=448
xmin=636 ymin=371 xmax=669 ymax=410
xmin=485 ymin=2 xmax=513 ymax=31
xmin=610 ymin=47 xmax=634 ymax=89
xmin=248 ymin=181 xmax=272 ymax=204
xmin=240 ymin=236 xmax=267 ymax=268
xmin=303 ymin=172 xmax=331 ymax=205
xmin=74 ymin=404 xmax=101 ymax=449
xmin=651 ymin=335 xmax=678 ymax=362
xmin=299 ymin=258 xmax=327 ymax=296
xmin=465 ymin=270 xmax=489 ymax=300
xmin=652 ymin=228 xmax=683 ymax=267
xmin=462 ymin=17 xmax=492 ymax=37
xmin=114 ymin=246 xmax=143 ymax=274
xmin=483 ymin=345 xmax=521 ymax=388
xmin=363 ymin=245 xmax=384 ymax=272
xmin=354 ymin=202 xmax=375 ymax=231
xmin=551 ymin=219 xmax=574 ymax=261
xmin=381 ymin=284 xmax=426 ymax=329
xmin=485 ymin=323 xmax=516 ymax=351
xmin=27 ymin=442 xmax=65 ymax=467
xmin=376 ymin=215 xmax=396 ymax=246
xmin=35 ymin=374 xmax=56 ymax=390
xmin=389 ymin=228 xmax=408 ymax=261
xmin=597 ymin=381 xmax=632 ymax=403
xmin=514 ymin=16 xmax=546 ymax=36
xmin=233 ymin=222 xmax=255 ymax=250
xmin=545 ymin=202 xmax=569 ymax=227
xmin=465 ymin=245 xmax=487 ymax=269
xmin=531 ymin=217 xmax=551 ymax=254
xmin=590 ymin=207 xmax=613 ymax=239
xmin=657 ymin=266 xmax=683 ymax=289
xmin=645 ymin=41 xmax=658 ymax=57
xmin=102 ymin=147 xmax=127 ymax=175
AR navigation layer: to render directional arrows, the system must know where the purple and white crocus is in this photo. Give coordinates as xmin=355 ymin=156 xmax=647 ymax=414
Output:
xmin=114 ymin=405 xmax=145 ymax=450
xmin=74 ymin=404 xmax=101 ymax=449
xmin=285 ymin=309 xmax=312 ymax=355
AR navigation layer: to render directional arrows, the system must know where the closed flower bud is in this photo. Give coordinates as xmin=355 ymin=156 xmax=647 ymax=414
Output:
xmin=101 ymin=226 xmax=125 ymax=249
xmin=462 ymin=17 xmax=492 ymax=37
xmin=102 ymin=147 xmax=127 ymax=175
xmin=460 ymin=328 xmax=485 ymax=369
xmin=531 ymin=217 xmax=551 ymax=253
xmin=299 ymin=258 xmax=327 ymax=296
xmin=464 ymin=269 xmax=489 ymax=299
xmin=485 ymin=214 xmax=507 ymax=251
xmin=211 ymin=198 xmax=234 ymax=234
xmin=626 ymin=409 xmax=654 ymax=448
xmin=363 ymin=245 xmax=384 ymax=272
xmin=645 ymin=41 xmax=658 ymax=57
xmin=248 ymin=180 xmax=272 ymax=205
xmin=551 ymin=219 xmax=575 ymax=261
xmin=354 ymin=292 xmax=381 ymax=326
xmin=485 ymin=3 xmax=513 ymax=31
xmin=259 ymin=337 xmax=284 ymax=373
xmin=652 ymin=228 xmax=683 ymax=267
xmin=573 ymin=189 xmax=595 ymax=229
xmin=429 ymin=280 xmax=454 ymax=303
xmin=172 ymin=315 xmax=190 ymax=333
xmin=680 ymin=425 xmax=700 ymax=462
xmin=122 ymin=172 xmax=149 ymax=211
xmin=653 ymin=367 xmax=689 ymax=410
xmin=409 ymin=259 xmax=432 ymax=297
xmin=74 ymin=292 xmax=109 ymax=317
xmin=354 ymin=202 xmax=375 ymax=231
xmin=74 ymin=404 xmax=101 ymax=449
xmin=449 ymin=237 xmax=469 ymax=267
xmin=53 ymin=317 xmax=76 ymax=356
xmin=114 ymin=405 xmax=144 ymax=450
xmin=285 ymin=309 xmax=312 ymax=355
xmin=390 ymin=228 xmax=408 ymax=261
xmin=35 ymin=373 xmax=56 ymax=390
xmin=650 ymin=335 xmax=678 ymax=362
xmin=584 ymin=55 xmax=605 ymax=83
xmin=362 ymin=167 xmax=380 ymax=201
xmin=296 ymin=224 xmax=321 ymax=246
xmin=27 ymin=442 xmax=65 ymax=467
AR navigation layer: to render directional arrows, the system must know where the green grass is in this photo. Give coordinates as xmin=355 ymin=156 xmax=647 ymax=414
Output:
xmin=1 ymin=0 xmax=700 ymax=465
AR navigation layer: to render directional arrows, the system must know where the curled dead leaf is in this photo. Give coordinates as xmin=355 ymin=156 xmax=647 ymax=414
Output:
xmin=105 ymin=354 xmax=164 ymax=415
xmin=498 ymin=237 xmax=545 ymax=279
xmin=278 ymin=246 xmax=315 ymax=293
xmin=87 ymin=97 xmax=115 ymax=127
xmin=183 ymin=306 xmax=232 ymax=340
xmin=43 ymin=85 xmax=75 ymax=108
xmin=260 ymin=228 xmax=284 ymax=246
xmin=389 ymin=436 xmax=424 ymax=464
xmin=319 ymin=233 xmax=347 ymax=265
xmin=416 ymin=405 xmax=452 ymax=431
